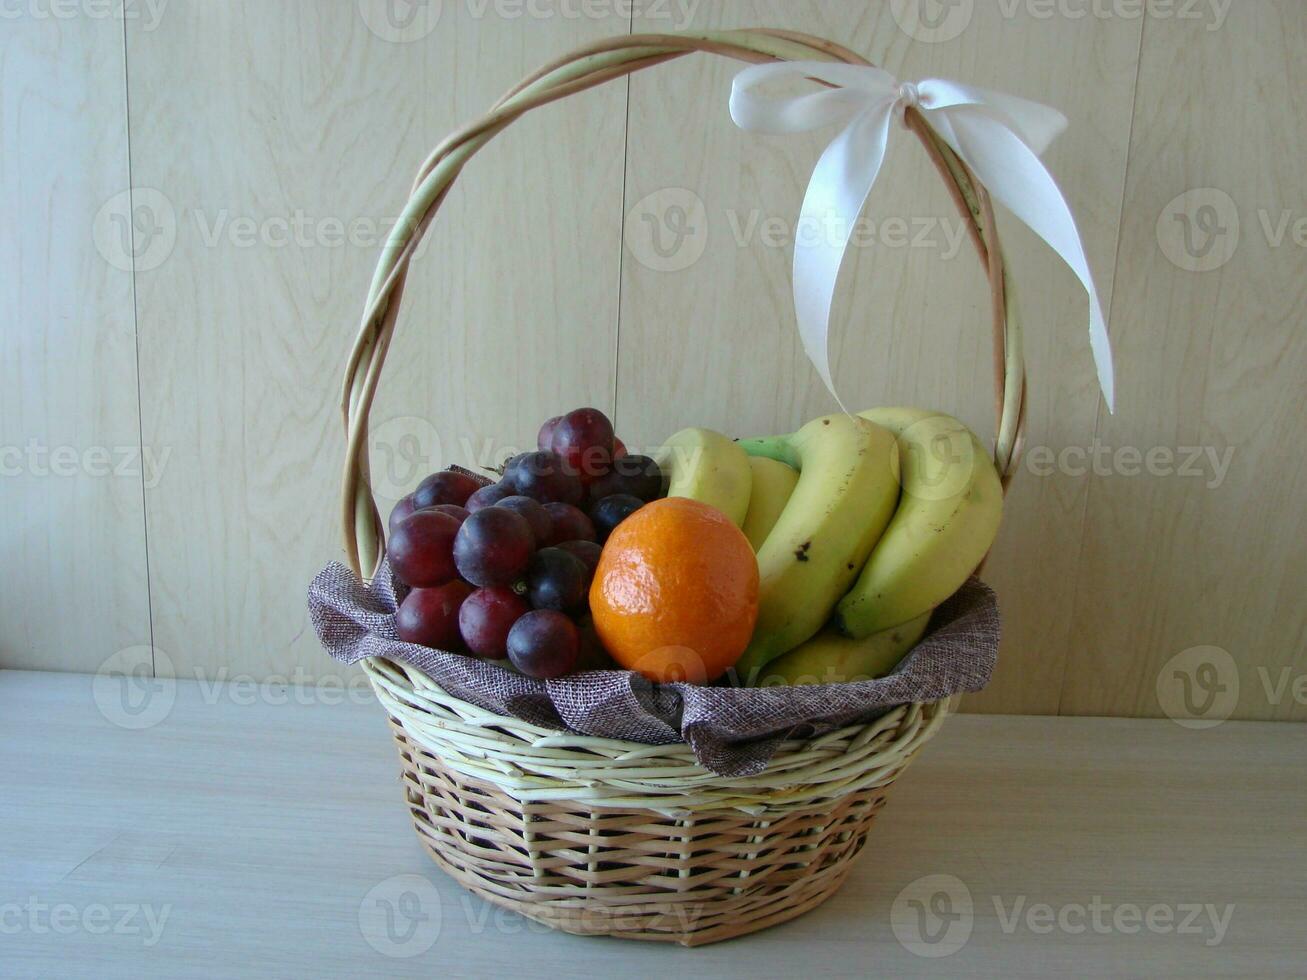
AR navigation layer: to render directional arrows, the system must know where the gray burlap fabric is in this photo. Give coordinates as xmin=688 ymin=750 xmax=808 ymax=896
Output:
xmin=308 ymin=560 xmax=999 ymax=776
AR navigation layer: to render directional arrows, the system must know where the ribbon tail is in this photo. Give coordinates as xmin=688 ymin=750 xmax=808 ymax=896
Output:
xmin=793 ymin=104 xmax=895 ymax=410
xmin=936 ymin=109 xmax=1116 ymax=412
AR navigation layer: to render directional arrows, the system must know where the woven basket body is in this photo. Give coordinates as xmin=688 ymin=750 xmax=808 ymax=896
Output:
xmin=367 ymin=659 xmax=948 ymax=945
xmin=339 ymin=29 xmax=1024 ymax=946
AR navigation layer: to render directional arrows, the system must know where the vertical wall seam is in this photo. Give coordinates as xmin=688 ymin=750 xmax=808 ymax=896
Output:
xmin=610 ymin=5 xmax=636 ymax=428
xmin=120 ymin=15 xmax=158 ymax=677
xmin=1055 ymin=16 xmax=1149 ymax=716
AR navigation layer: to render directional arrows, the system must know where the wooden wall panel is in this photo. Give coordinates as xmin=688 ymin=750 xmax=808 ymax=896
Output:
xmin=620 ymin=1 xmax=1141 ymax=713
xmin=1063 ymin=1 xmax=1307 ymax=721
xmin=8 ymin=1 xmax=1302 ymax=724
xmin=127 ymin=1 xmax=629 ymax=680
xmin=0 ymin=16 xmax=151 ymax=673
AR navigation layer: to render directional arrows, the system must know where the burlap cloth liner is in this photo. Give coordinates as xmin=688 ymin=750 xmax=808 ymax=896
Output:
xmin=309 ymin=557 xmax=998 ymax=776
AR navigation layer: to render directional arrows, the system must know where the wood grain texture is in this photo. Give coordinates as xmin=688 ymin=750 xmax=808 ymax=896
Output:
xmin=1062 ymin=1 xmax=1307 ymax=721
xmin=619 ymin=1 xmax=1141 ymax=713
xmin=0 ymin=16 xmax=151 ymax=673
xmin=3 ymin=669 xmax=1303 ymax=977
xmin=126 ymin=2 xmax=628 ymax=681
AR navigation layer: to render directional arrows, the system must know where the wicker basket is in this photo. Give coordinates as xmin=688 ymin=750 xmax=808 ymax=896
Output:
xmin=338 ymin=29 xmax=1025 ymax=946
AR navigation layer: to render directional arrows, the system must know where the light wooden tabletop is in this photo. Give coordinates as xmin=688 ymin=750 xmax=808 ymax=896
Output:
xmin=1 ymin=669 xmax=1302 ymax=979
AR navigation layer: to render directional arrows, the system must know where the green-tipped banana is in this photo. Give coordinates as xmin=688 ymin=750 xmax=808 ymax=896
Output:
xmin=741 ymin=456 xmax=799 ymax=551
xmin=754 ymin=611 xmax=931 ymax=686
xmin=732 ymin=414 xmax=901 ymax=682
xmin=834 ymin=408 xmax=1003 ymax=638
xmin=657 ymin=427 xmax=751 ymax=528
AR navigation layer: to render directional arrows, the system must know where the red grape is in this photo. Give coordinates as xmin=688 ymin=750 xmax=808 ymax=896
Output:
xmin=413 ymin=469 xmax=480 ymax=509
xmin=537 ymin=416 xmax=562 ymax=451
xmin=508 ymin=451 xmax=583 ymax=505
xmin=555 ymin=539 xmax=602 ymax=579
xmin=458 ymin=586 xmax=530 ymax=659
xmin=496 ymin=495 xmax=552 ymax=545
xmin=466 ymin=482 xmax=514 ymax=512
xmin=590 ymin=493 xmax=644 ymax=541
xmin=541 ymin=502 xmax=595 ymax=545
xmin=388 ymin=494 xmax=418 ymax=537
xmin=550 ymin=408 xmax=614 ymax=483
xmin=453 ymin=507 xmax=535 ymax=587
xmin=388 ymin=509 xmax=462 ymax=587
xmin=422 ymin=503 xmax=469 ymax=525
xmin=526 ymin=547 xmax=589 ymax=612
xmin=612 ymin=437 xmax=628 ymax=460
xmin=587 ymin=454 xmax=664 ymax=503
xmin=507 ymin=610 xmax=580 ymax=678
xmin=396 ymin=580 xmax=472 ymax=649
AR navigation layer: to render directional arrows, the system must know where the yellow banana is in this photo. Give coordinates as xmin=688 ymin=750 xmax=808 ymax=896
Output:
xmin=740 ymin=456 xmax=799 ymax=551
xmin=834 ymin=408 xmax=1002 ymax=638
xmin=732 ymin=414 xmax=900 ymax=682
xmin=754 ymin=612 xmax=931 ymax=686
xmin=657 ymin=427 xmax=752 ymax=528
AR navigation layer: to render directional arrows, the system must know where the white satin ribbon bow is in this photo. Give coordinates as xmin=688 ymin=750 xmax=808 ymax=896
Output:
xmin=729 ymin=61 xmax=1115 ymax=412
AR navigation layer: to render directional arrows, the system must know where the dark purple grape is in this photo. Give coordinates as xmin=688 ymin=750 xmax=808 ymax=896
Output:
xmin=541 ymin=502 xmax=595 ymax=545
xmin=388 ymin=494 xmax=418 ymax=537
xmin=458 ymin=586 xmax=530 ymax=659
xmin=587 ymin=454 xmax=664 ymax=503
xmin=590 ymin=493 xmax=644 ymax=541
xmin=555 ymin=539 xmax=602 ymax=579
xmin=413 ymin=469 xmax=480 ymax=509
xmin=508 ymin=451 xmax=583 ymax=506
xmin=388 ymin=510 xmax=461 ymax=587
xmin=453 ymin=507 xmax=535 ymax=587
xmin=525 ymin=547 xmax=588 ymax=612
xmin=550 ymin=408 xmax=614 ymax=484
xmin=465 ymin=481 xmax=514 ymax=513
xmin=495 ymin=495 xmax=552 ymax=546
xmin=575 ymin=617 xmax=617 ymax=671
xmin=537 ymin=416 xmax=562 ymax=451
xmin=422 ymin=503 xmax=469 ymax=525
xmin=396 ymin=580 xmax=472 ymax=649
xmin=507 ymin=610 xmax=580 ymax=678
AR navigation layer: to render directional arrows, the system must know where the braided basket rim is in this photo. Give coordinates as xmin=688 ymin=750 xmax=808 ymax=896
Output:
xmin=364 ymin=656 xmax=951 ymax=816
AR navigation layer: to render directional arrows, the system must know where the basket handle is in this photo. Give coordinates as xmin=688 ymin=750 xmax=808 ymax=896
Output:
xmin=339 ymin=29 xmax=1027 ymax=579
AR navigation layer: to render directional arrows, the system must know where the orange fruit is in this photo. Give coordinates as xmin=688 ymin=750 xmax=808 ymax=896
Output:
xmin=589 ymin=497 xmax=759 ymax=683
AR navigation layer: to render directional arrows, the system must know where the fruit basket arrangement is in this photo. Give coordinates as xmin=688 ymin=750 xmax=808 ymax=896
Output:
xmin=312 ymin=29 xmax=1114 ymax=946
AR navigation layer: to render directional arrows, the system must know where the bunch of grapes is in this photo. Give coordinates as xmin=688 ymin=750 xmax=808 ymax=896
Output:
xmin=386 ymin=407 xmax=665 ymax=679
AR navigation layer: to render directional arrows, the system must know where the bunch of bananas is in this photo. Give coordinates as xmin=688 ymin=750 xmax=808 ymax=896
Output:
xmin=658 ymin=408 xmax=1003 ymax=686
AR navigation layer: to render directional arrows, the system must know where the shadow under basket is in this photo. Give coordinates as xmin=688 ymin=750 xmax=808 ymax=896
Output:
xmin=365 ymin=657 xmax=949 ymax=946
